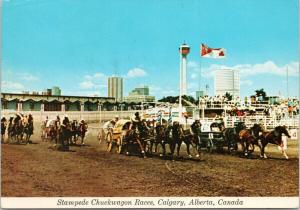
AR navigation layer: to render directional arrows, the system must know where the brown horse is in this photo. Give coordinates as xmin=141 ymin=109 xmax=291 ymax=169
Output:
xmin=1 ymin=117 xmax=7 ymax=143
xmin=238 ymin=124 xmax=264 ymax=157
xmin=150 ymin=122 xmax=169 ymax=156
xmin=121 ymin=121 xmax=147 ymax=158
xmin=169 ymin=122 xmax=201 ymax=159
xmin=258 ymin=126 xmax=291 ymax=159
xmin=79 ymin=120 xmax=88 ymax=145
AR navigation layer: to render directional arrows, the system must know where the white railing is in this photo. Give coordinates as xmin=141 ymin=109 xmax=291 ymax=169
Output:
xmin=1 ymin=110 xmax=145 ymax=123
xmin=1 ymin=109 xmax=298 ymax=129
xmin=223 ymin=116 xmax=299 ymax=129
xmin=197 ymin=115 xmax=298 ymax=129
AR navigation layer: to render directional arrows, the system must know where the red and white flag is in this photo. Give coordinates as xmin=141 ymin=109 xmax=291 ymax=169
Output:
xmin=201 ymin=43 xmax=226 ymax=58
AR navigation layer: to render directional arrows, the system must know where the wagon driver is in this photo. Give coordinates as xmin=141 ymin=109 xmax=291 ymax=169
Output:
xmin=1 ymin=117 xmax=7 ymax=143
xmin=128 ymin=112 xmax=147 ymax=157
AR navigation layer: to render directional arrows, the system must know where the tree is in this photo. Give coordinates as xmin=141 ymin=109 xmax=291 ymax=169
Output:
xmin=182 ymin=95 xmax=196 ymax=104
xmin=158 ymin=96 xmax=178 ymax=103
xmin=255 ymin=89 xmax=267 ymax=101
xmin=158 ymin=95 xmax=197 ymax=105
xmin=224 ymin=92 xmax=233 ymax=101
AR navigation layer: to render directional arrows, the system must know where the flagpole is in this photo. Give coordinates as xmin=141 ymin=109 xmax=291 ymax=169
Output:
xmin=199 ymin=56 xmax=202 ymax=96
xmin=199 ymin=44 xmax=205 ymax=119
xmin=199 ymin=55 xmax=203 ymax=119
xmin=286 ymin=66 xmax=289 ymax=99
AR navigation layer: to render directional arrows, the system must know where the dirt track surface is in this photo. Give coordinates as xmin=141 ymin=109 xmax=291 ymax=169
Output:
xmin=1 ymin=124 xmax=299 ymax=197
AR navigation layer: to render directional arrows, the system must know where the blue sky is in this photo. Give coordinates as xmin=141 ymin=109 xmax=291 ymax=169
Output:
xmin=2 ymin=0 xmax=299 ymax=99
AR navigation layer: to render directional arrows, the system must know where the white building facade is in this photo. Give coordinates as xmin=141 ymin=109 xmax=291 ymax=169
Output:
xmin=214 ymin=69 xmax=240 ymax=97
xmin=108 ymin=76 xmax=123 ymax=102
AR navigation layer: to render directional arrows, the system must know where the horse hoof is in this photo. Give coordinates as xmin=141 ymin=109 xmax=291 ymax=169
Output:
xmin=196 ymin=154 xmax=200 ymax=158
xmin=159 ymin=154 xmax=163 ymax=157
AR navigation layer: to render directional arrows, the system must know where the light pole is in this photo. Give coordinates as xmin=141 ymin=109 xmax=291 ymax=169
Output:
xmin=99 ymin=102 xmax=102 ymax=123
xmin=119 ymin=103 xmax=124 ymax=119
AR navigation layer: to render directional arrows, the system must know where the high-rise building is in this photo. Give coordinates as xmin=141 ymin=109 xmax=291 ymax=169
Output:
xmin=52 ymin=86 xmax=61 ymax=96
xmin=214 ymin=69 xmax=240 ymax=97
xmin=123 ymin=85 xmax=155 ymax=103
xmin=108 ymin=76 xmax=123 ymax=102
xmin=42 ymin=89 xmax=52 ymax=96
xmin=129 ymin=86 xmax=149 ymax=96
xmin=196 ymin=90 xmax=204 ymax=99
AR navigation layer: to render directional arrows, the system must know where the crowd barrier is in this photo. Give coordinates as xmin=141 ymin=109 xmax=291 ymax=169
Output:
xmin=2 ymin=110 xmax=298 ymax=138
xmin=1 ymin=110 xmax=144 ymax=123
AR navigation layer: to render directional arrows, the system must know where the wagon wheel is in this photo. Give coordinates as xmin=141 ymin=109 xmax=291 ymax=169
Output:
xmin=116 ymin=135 xmax=123 ymax=154
xmin=106 ymin=132 xmax=113 ymax=152
xmin=144 ymin=139 xmax=152 ymax=155
xmin=206 ymin=138 xmax=214 ymax=153
xmin=41 ymin=131 xmax=45 ymax=140
xmin=97 ymin=129 xmax=103 ymax=143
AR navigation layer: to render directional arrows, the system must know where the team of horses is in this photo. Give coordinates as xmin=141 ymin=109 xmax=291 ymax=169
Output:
xmin=1 ymin=114 xmax=88 ymax=149
xmin=41 ymin=118 xmax=88 ymax=148
xmin=1 ymin=114 xmax=34 ymax=144
xmin=105 ymin=119 xmax=291 ymax=160
xmin=1 ymin=114 xmax=292 ymax=159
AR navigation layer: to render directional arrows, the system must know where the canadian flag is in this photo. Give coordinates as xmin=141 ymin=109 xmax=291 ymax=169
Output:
xmin=201 ymin=43 xmax=226 ymax=58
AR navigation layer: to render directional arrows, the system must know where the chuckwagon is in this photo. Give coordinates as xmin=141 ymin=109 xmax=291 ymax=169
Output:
xmin=199 ymin=131 xmax=224 ymax=152
xmin=199 ymin=122 xmax=225 ymax=153
xmin=41 ymin=119 xmax=58 ymax=141
xmin=106 ymin=119 xmax=131 ymax=153
xmin=106 ymin=119 xmax=154 ymax=156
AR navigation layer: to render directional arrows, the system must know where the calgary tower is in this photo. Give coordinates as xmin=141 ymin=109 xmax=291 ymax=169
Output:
xmin=179 ymin=43 xmax=190 ymax=96
xmin=178 ymin=43 xmax=190 ymax=122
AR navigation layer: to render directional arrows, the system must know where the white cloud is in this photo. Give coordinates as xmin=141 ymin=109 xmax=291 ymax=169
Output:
xmin=79 ymin=72 xmax=107 ymax=90
xmin=2 ymin=81 xmax=24 ymax=92
xmin=127 ymin=68 xmax=147 ymax=78
xmin=84 ymin=72 xmax=106 ymax=81
xmin=188 ymin=60 xmax=299 ymax=78
xmin=79 ymin=81 xmax=96 ymax=89
xmin=149 ymin=85 xmax=162 ymax=93
xmin=240 ymin=80 xmax=253 ymax=86
xmin=19 ymin=73 xmax=39 ymax=81
xmin=191 ymin=73 xmax=198 ymax=79
xmin=161 ymin=90 xmax=176 ymax=95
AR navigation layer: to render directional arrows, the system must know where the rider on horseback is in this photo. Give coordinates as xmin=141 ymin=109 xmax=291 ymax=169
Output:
xmin=79 ymin=119 xmax=88 ymax=145
xmin=113 ymin=115 xmax=119 ymax=124
xmin=60 ymin=115 xmax=71 ymax=146
xmin=190 ymin=119 xmax=202 ymax=146
xmin=126 ymin=112 xmax=147 ymax=157
xmin=24 ymin=113 xmax=34 ymax=144
xmin=1 ymin=117 xmax=7 ymax=143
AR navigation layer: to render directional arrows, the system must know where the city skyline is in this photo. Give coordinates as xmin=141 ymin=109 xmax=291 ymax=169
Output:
xmin=2 ymin=0 xmax=299 ymax=99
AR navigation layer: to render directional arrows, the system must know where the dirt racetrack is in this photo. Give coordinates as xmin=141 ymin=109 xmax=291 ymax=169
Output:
xmin=1 ymin=123 xmax=299 ymax=197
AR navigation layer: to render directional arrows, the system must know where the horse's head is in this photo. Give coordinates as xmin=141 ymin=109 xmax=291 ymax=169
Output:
xmin=236 ymin=122 xmax=246 ymax=132
xmin=194 ymin=120 xmax=201 ymax=129
xmin=172 ymin=122 xmax=184 ymax=138
xmin=275 ymin=126 xmax=291 ymax=138
xmin=251 ymin=123 xmax=264 ymax=137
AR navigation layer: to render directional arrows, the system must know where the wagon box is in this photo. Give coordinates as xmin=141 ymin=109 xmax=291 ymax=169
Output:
xmin=199 ymin=131 xmax=224 ymax=152
xmin=106 ymin=119 xmax=131 ymax=154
